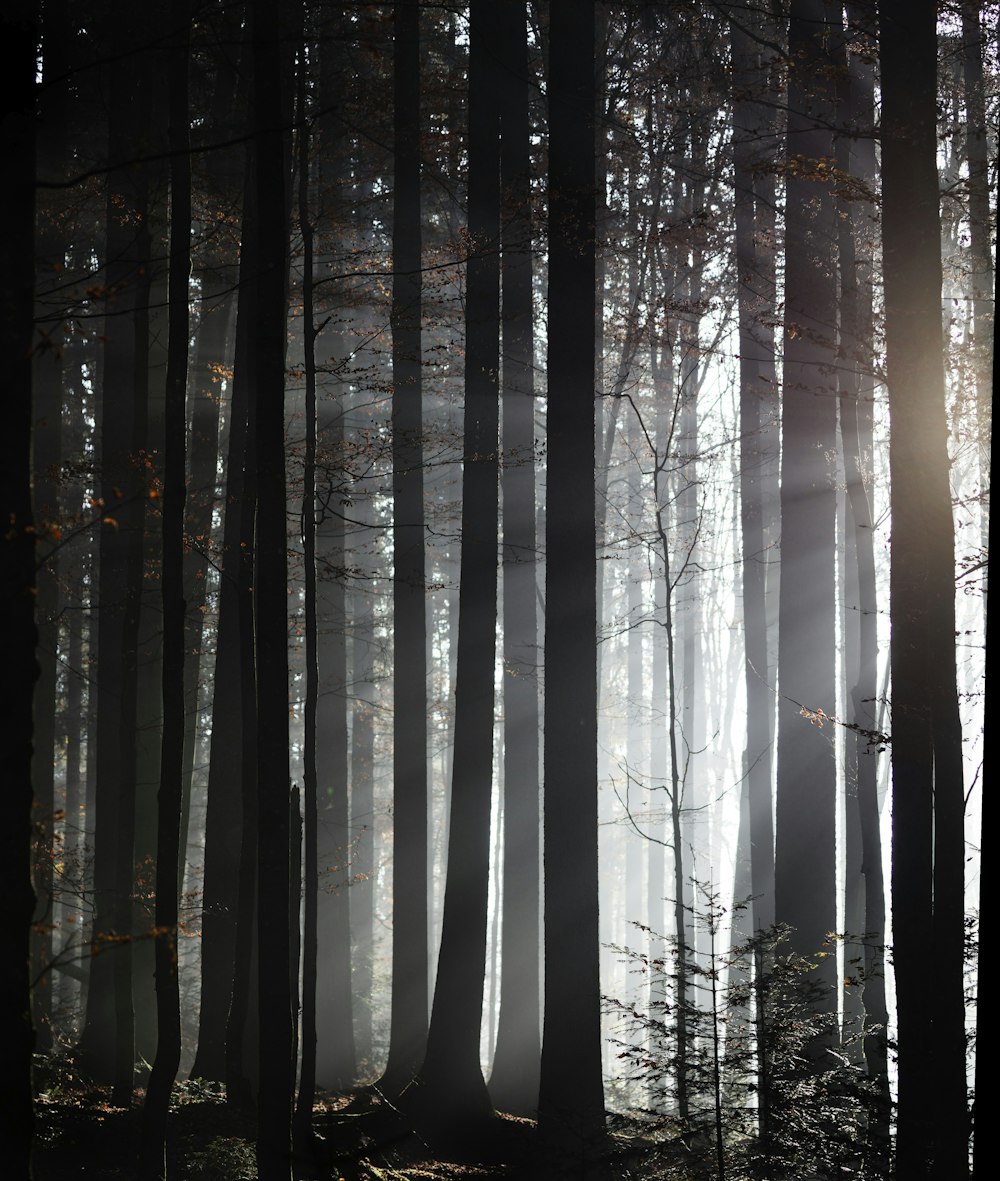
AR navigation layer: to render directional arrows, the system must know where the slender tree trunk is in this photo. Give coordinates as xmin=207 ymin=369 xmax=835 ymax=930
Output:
xmin=538 ymin=2 xmax=606 ymax=1161
xmin=225 ymin=161 xmax=260 ymax=1111
xmin=839 ymin=6 xmax=890 ymax=1166
xmin=313 ymin=22 xmax=355 ymax=1085
xmin=489 ymin=0 xmax=540 ymax=1118
xmin=960 ymin=0 xmax=993 ymax=514
xmin=188 ymin=36 xmax=249 ymax=1084
xmin=0 ymin=4 xmax=38 ymax=1172
xmin=139 ymin=3 xmax=191 ymax=1171
xmin=380 ymin=0 xmax=430 ymax=1097
xmin=252 ymin=0 xmax=293 ymax=1170
xmin=294 ymin=42 xmax=319 ymax=1147
xmin=881 ymin=3 xmax=971 ymax=1175
xmin=730 ymin=11 xmax=776 ymax=939
xmin=81 ymin=15 xmax=154 ymax=1100
xmin=773 ymin=0 xmax=839 ymax=985
xmin=418 ymin=0 xmax=500 ymax=1127
xmin=32 ymin=0 xmax=72 ymax=1054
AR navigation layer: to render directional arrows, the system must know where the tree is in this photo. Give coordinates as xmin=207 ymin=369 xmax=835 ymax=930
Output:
xmin=0 ymin=2 xmax=38 ymax=1175
xmin=139 ymin=1 xmax=191 ymax=1173
xmin=538 ymin=0 xmax=606 ymax=1163
xmin=881 ymin=1 xmax=971 ymax=1174
xmin=380 ymin=0 xmax=430 ymax=1098
xmin=251 ymin=0 xmax=294 ymax=1171
xmin=80 ymin=6 xmax=157 ymax=1102
xmin=489 ymin=0 xmax=541 ymax=1118
xmin=773 ymin=0 xmax=839 ymax=987
xmin=417 ymin=0 xmax=501 ymax=1126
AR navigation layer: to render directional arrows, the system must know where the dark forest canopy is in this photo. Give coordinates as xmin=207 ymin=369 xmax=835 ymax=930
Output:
xmin=0 ymin=0 xmax=991 ymax=1178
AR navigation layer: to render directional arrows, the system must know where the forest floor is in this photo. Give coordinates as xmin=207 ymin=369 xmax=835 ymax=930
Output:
xmin=32 ymin=1071 xmax=680 ymax=1180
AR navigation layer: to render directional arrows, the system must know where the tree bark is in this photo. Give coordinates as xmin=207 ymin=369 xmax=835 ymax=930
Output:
xmin=538 ymin=1 xmax=606 ymax=1161
xmin=489 ymin=0 xmax=541 ymax=1119
xmin=0 ymin=2 xmax=38 ymax=1172
xmin=139 ymin=2 xmax=191 ymax=1170
xmin=251 ymin=0 xmax=294 ymax=1170
xmin=380 ymin=0 xmax=430 ymax=1097
xmin=881 ymin=2 xmax=971 ymax=1174
xmin=773 ymin=0 xmax=839 ymax=985
xmin=418 ymin=0 xmax=501 ymax=1127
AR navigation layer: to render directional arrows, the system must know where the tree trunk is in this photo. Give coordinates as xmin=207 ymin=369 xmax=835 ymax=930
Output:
xmin=251 ymin=0 xmax=294 ymax=1170
xmin=380 ymin=0 xmax=430 ymax=1097
xmin=418 ymin=0 xmax=500 ymax=1127
xmin=773 ymin=0 xmax=839 ymax=985
xmin=81 ymin=13 xmax=154 ymax=1100
xmin=538 ymin=1 xmax=606 ymax=1161
xmin=0 ymin=3 xmax=39 ymax=1172
xmin=32 ymin=0 xmax=72 ymax=1055
xmin=139 ymin=3 xmax=191 ymax=1170
xmin=881 ymin=2 xmax=971 ymax=1174
xmin=489 ymin=0 xmax=541 ymax=1119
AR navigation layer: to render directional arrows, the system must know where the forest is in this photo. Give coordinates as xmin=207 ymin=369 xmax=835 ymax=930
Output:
xmin=0 ymin=0 xmax=991 ymax=1178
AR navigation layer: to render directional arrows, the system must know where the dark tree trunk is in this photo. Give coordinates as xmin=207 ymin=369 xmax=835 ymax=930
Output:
xmin=538 ymin=1 xmax=606 ymax=1161
xmin=0 ymin=3 xmax=38 ymax=1173
xmin=81 ymin=12 xmax=154 ymax=1101
xmin=773 ymin=0 xmax=839 ymax=983
xmin=350 ymin=577 xmax=376 ymax=1073
xmin=730 ymin=11 xmax=775 ymax=937
xmin=192 ymin=188 xmax=252 ymax=1085
xmin=139 ymin=2 xmax=191 ymax=1171
xmin=972 ymin=182 xmax=996 ymax=1181
xmin=417 ymin=0 xmax=500 ymax=1126
xmin=488 ymin=0 xmax=541 ymax=1119
xmin=178 ymin=13 xmax=243 ymax=895
xmin=294 ymin=36 xmax=319 ymax=1147
xmin=313 ymin=19 xmax=355 ymax=1086
xmin=251 ymin=0 xmax=294 ymax=1171
xmin=187 ymin=21 xmax=248 ymax=1086
xmin=839 ymin=5 xmax=890 ymax=1167
xmin=960 ymin=0 xmax=993 ymax=499
xmin=380 ymin=0 xmax=430 ymax=1097
xmin=224 ymin=160 xmax=260 ymax=1111
xmin=881 ymin=2 xmax=971 ymax=1175
xmin=32 ymin=0 xmax=72 ymax=1055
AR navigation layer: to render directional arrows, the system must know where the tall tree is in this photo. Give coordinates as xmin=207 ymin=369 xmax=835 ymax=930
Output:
xmin=538 ymin=0 xmax=606 ymax=1161
xmin=417 ymin=0 xmax=501 ymax=1125
xmin=80 ymin=6 xmax=155 ymax=1103
xmin=0 ymin=1 xmax=38 ymax=1173
xmin=489 ymin=0 xmax=541 ymax=1118
xmin=31 ymin=0 xmax=73 ymax=1054
xmin=190 ymin=35 xmax=251 ymax=1086
xmin=294 ymin=24 xmax=320 ymax=1151
xmin=314 ymin=8 xmax=355 ymax=1093
xmin=380 ymin=0 xmax=430 ymax=1098
xmin=252 ymin=0 xmax=294 ymax=1170
xmin=837 ymin=3 xmax=889 ymax=1166
xmin=881 ymin=1 xmax=971 ymax=1175
xmin=139 ymin=0 xmax=191 ymax=1172
xmin=730 ymin=9 xmax=776 ymax=938
xmin=773 ymin=0 xmax=839 ymax=983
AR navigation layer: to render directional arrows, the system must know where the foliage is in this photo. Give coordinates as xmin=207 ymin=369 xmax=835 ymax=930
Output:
xmin=606 ymin=893 xmax=882 ymax=1180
